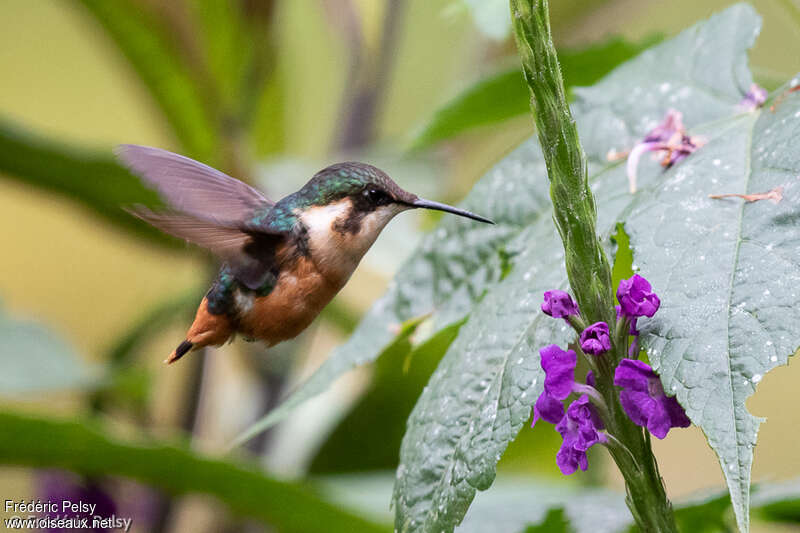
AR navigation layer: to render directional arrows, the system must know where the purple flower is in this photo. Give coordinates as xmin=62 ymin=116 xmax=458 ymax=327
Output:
xmin=614 ymin=359 xmax=691 ymax=439
xmin=617 ymin=274 xmax=660 ymax=318
xmin=554 ymin=395 xmax=606 ymax=475
xmin=579 ymin=322 xmax=611 ymax=355
xmin=38 ymin=470 xmax=116 ymax=532
xmin=615 ymin=305 xmax=639 ymax=335
xmin=625 ymin=109 xmax=704 ymax=193
xmin=532 ymin=345 xmax=577 ymax=425
xmin=541 ymin=290 xmax=579 ymax=319
xmin=738 ymin=83 xmax=768 ymax=111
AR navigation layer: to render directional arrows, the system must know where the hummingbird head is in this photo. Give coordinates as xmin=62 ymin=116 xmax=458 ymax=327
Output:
xmin=296 ymin=161 xmax=493 ymax=226
xmin=293 ymin=162 xmax=493 ymax=280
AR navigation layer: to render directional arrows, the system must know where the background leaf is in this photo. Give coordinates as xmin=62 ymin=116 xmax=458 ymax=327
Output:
xmin=0 ymin=119 xmax=174 ymax=246
xmin=74 ymin=0 xmax=218 ymax=161
xmin=310 ymin=321 xmax=463 ymax=473
xmin=0 ymin=307 xmax=101 ymax=394
xmin=0 ymin=409 xmax=387 ymax=533
xmin=410 ymin=35 xmax=661 ymax=150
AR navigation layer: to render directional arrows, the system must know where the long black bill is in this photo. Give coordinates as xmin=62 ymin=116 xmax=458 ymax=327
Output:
xmin=412 ymin=198 xmax=494 ymax=224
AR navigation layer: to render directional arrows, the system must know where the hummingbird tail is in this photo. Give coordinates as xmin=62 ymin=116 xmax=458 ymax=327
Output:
xmin=166 ymin=340 xmax=194 ymax=364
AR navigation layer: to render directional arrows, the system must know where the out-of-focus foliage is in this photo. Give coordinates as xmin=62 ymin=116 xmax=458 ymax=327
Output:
xmin=233 ymin=5 xmax=800 ymax=531
xmin=3 ymin=1 xmax=800 ymax=532
xmin=0 ymin=410 xmax=388 ymax=533
xmin=320 ymin=472 xmax=800 ymax=533
xmin=410 ymin=35 xmax=661 ymax=150
xmin=76 ymin=0 xmax=219 ymax=161
xmin=0 ymin=121 xmax=170 ymax=246
xmin=0 ymin=304 xmax=101 ymax=394
xmin=310 ymin=320 xmax=464 ymax=473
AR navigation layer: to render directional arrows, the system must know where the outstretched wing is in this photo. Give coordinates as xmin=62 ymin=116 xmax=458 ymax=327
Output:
xmin=116 ymin=144 xmax=273 ymax=221
xmin=128 ymin=207 xmax=285 ymax=290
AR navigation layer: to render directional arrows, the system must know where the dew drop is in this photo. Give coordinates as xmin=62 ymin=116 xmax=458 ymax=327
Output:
xmin=752 ymin=374 xmax=762 ymax=384
xmin=524 ymin=272 xmax=532 ymax=281
xmin=713 ymin=159 xmax=721 ymax=166
xmin=770 ymin=355 xmax=778 ymax=362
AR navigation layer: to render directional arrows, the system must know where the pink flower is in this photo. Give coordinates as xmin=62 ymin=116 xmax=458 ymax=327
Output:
xmin=626 ymin=109 xmax=704 ymax=193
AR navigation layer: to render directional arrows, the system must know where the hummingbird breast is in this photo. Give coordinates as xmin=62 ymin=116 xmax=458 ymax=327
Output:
xmin=234 ymin=249 xmax=345 ymax=345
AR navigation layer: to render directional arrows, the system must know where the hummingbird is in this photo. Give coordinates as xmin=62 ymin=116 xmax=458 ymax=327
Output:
xmin=117 ymin=145 xmax=493 ymax=364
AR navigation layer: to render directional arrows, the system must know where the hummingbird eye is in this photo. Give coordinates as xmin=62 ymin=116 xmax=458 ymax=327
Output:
xmin=363 ymin=187 xmax=391 ymax=206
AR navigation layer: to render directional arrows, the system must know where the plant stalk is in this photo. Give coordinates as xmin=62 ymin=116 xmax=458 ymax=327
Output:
xmin=510 ymin=1 xmax=678 ymax=530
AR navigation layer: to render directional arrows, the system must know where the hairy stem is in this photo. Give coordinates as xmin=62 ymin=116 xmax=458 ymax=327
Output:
xmin=510 ymin=1 xmax=677 ymax=531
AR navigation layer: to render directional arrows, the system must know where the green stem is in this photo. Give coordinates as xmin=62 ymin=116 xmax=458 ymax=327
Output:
xmin=510 ymin=1 xmax=678 ymax=531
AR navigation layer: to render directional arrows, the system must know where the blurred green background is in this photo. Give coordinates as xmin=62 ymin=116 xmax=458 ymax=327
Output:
xmin=0 ymin=1 xmax=799 ymax=531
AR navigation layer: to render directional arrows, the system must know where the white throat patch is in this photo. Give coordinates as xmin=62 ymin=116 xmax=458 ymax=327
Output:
xmin=298 ymin=198 xmax=406 ymax=282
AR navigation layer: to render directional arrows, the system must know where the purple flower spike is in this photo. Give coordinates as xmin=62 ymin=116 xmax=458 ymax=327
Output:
xmin=580 ymin=322 xmax=611 ymax=355
xmin=617 ymin=274 xmax=660 ymax=318
xmin=738 ymin=83 xmax=768 ymax=111
xmin=531 ymin=345 xmax=577 ymax=428
xmin=533 ymin=391 xmax=565 ymax=425
xmin=555 ymin=395 xmax=606 ymax=475
xmin=541 ymin=290 xmax=579 ymax=319
xmin=615 ymin=305 xmax=639 ymax=335
xmin=614 ymin=359 xmax=691 ymax=439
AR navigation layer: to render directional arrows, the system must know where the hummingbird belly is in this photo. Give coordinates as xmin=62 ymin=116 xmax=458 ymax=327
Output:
xmin=235 ymin=255 xmax=343 ymax=345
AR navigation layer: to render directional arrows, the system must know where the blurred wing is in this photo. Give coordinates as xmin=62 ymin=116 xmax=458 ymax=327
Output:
xmin=116 ymin=144 xmax=273 ymax=221
xmin=128 ymin=207 xmax=285 ymax=290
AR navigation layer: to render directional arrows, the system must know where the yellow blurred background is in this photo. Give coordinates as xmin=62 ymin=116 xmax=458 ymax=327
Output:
xmin=1 ymin=1 xmax=799 ymax=531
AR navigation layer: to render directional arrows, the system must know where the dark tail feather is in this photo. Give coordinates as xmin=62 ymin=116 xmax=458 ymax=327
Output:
xmin=166 ymin=340 xmax=193 ymax=364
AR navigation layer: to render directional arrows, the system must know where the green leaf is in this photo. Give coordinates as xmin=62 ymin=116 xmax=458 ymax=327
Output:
xmin=671 ymin=492 xmax=733 ymax=533
xmin=0 ymin=119 xmax=175 ymax=246
xmin=523 ymin=508 xmax=572 ymax=533
xmin=753 ymin=479 xmax=800 ymax=523
xmin=191 ymin=0 xmax=252 ymax=111
xmin=232 ymin=315 xmax=427 ymax=447
xmin=394 ymin=5 xmax=768 ymax=532
xmin=409 ymin=36 xmax=661 ymax=150
xmin=74 ymin=0 xmax=218 ymax=160
xmin=236 ymin=4 xmax=760 ymax=453
xmin=310 ymin=321 xmax=463 ymax=473
xmin=0 ymin=306 xmax=101 ymax=395
xmin=0 ymin=410 xmax=387 ymax=533
xmin=624 ymin=83 xmax=800 ymax=531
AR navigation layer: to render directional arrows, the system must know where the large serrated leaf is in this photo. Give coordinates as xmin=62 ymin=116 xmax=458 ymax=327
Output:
xmin=624 ymin=82 xmax=800 ymax=532
xmin=236 ymin=4 xmax=761 ymax=453
xmin=394 ymin=5 xmax=765 ymax=532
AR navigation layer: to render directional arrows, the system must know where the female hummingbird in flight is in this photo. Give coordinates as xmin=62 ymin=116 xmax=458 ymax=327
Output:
xmin=117 ymin=145 xmax=493 ymax=364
